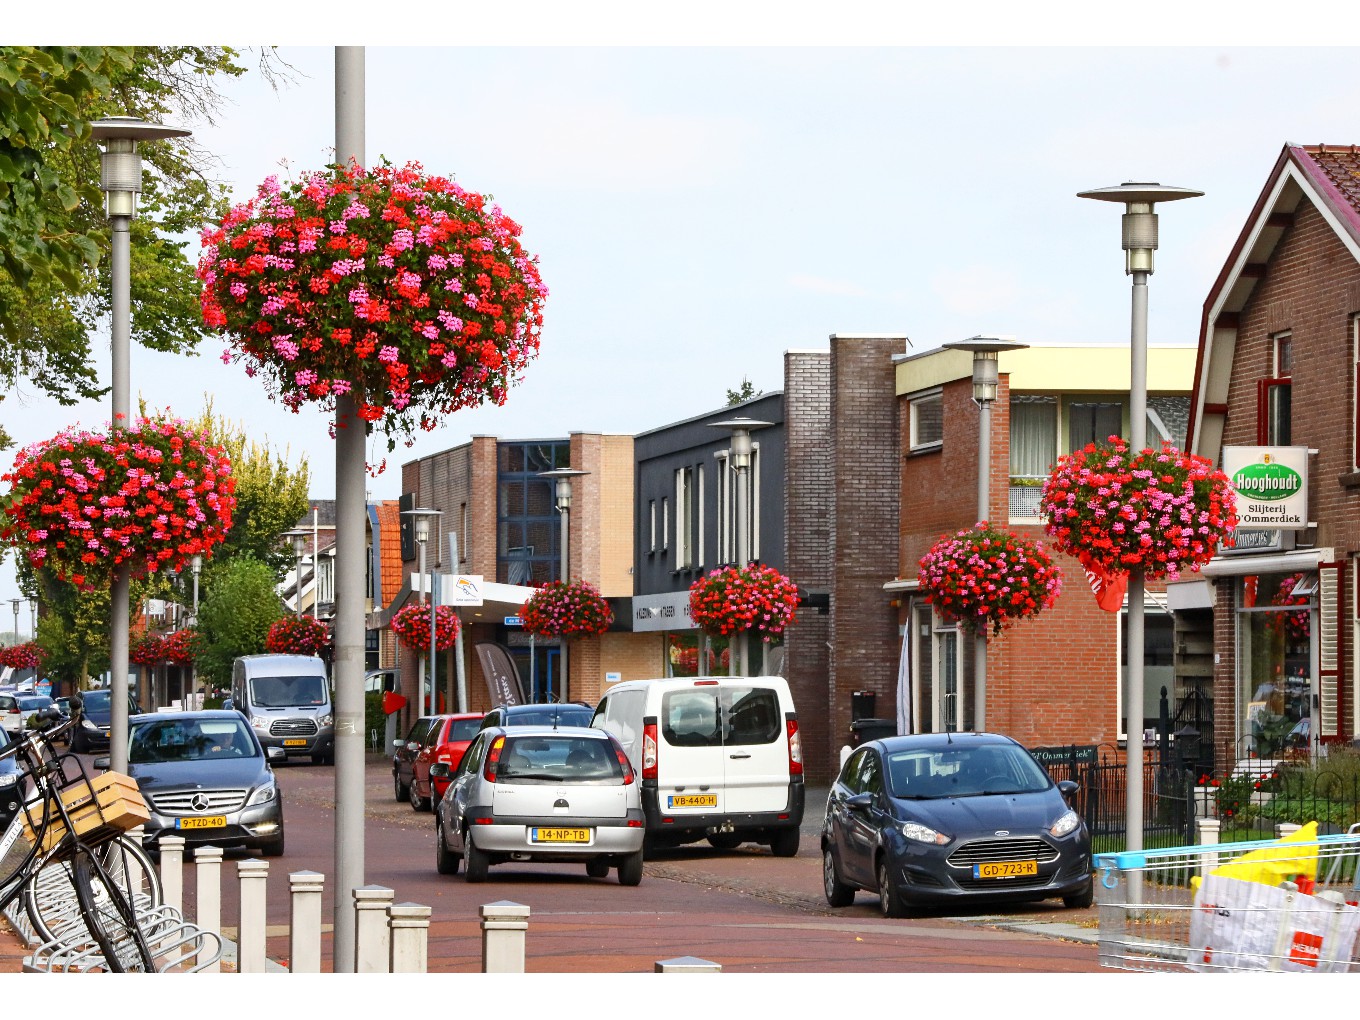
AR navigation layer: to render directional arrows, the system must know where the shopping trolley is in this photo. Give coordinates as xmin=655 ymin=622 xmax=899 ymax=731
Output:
xmin=1094 ymin=824 xmax=1360 ymax=972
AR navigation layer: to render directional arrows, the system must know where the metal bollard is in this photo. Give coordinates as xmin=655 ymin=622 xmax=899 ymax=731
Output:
xmin=236 ymin=859 xmax=269 ymax=974
xmin=353 ymin=886 xmax=395 ymax=973
xmin=1196 ymin=817 xmax=1221 ymax=879
xmin=480 ymin=900 xmax=530 ymax=973
xmin=655 ymin=956 xmax=722 ymax=973
xmin=388 ymin=902 xmax=432 ymax=973
xmin=160 ymin=835 xmax=186 ymax=916
xmin=288 ymin=871 xmax=325 ymax=974
xmin=195 ymin=846 xmax=224 ymax=973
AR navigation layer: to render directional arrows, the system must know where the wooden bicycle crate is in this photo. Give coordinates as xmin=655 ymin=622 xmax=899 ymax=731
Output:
xmin=22 ymin=771 xmax=150 ymax=852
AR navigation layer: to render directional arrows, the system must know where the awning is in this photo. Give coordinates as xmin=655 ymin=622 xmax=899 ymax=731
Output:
xmin=882 ymin=578 xmax=919 ymax=593
xmin=1196 ymin=548 xmax=1330 ymax=578
xmin=367 ymin=577 xmax=538 ymax=630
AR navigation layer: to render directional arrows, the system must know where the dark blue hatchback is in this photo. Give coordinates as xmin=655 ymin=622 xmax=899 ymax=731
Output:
xmin=821 ymin=732 xmax=1093 ymax=917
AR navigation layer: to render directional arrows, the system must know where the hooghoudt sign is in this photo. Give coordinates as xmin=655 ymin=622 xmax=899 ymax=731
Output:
xmin=1222 ymin=446 xmax=1308 ymax=531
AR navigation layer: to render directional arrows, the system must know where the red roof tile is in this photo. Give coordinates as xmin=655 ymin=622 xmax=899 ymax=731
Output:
xmin=377 ymin=500 xmax=404 ymax=609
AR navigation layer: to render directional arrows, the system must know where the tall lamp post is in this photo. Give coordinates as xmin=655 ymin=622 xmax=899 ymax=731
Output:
xmin=539 ymin=469 xmax=588 ymax=701
xmin=10 ymin=599 xmax=20 ymax=647
xmin=403 ymin=508 xmax=442 ymax=716
xmin=940 ymin=336 xmax=1028 ymax=733
xmin=709 ymin=418 xmax=772 ymax=677
xmin=27 ymin=598 xmax=36 ymax=644
xmin=190 ymin=554 xmax=202 ymax=702
xmin=284 ymin=531 xmax=309 ymax=619
xmin=1078 ymin=181 xmax=1202 ymax=862
xmin=91 ymin=116 xmax=191 ymax=774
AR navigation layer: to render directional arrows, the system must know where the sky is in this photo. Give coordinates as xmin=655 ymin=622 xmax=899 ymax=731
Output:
xmin=5 ymin=6 xmax=1360 ymax=633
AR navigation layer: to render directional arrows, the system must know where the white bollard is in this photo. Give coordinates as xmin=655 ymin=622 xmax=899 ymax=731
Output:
xmin=160 ymin=835 xmax=185 ymax=916
xmin=236 ymin=859 xmax=269 ymax=974
xmin=195 ymin=846 xmax=224 ymax=974
xmin=481 ymin=900 xmax=530 ymax=973
xmin=1196 ymin=817 xmax=1221 ymax=879
xmin=353 ymin=886 xmax=395 ymax=973
xmin=1275 ymin=822 xmax=1302 ymax=840
xmin=388 ymin=902 xmax=432 ymax=973
xmin=655 ymin=956 xmax=722 ymax=972
xmin=288 ymin=871 xmax=325 ymax=974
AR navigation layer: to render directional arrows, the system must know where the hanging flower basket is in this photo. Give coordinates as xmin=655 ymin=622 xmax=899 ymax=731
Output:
xmin=0 ymin=417 xmax=236 ymax=590
xmin=264 ymin=616 xmax=331 ymax=657
xmin=391 ymin=602 xmax=460 ymax=652
xmin=0 ymin=642 xmax=44 ymax=671
xmin=917 ymin=523 xmax=1063 ymax=636
xmin=522 ymin=580 xmax=613 ymax=638
xmin=129 ymin=634 xmax=166 ymax=667
xmin=197 ymin=160 xmax=548 ymax=454
xmin=1039 ymin=437 xmax=1237 ymax=580
xmin=688 ymin=564 xmax=800 ymax=639
xmin=160 ymin=628 xmax=199 ymax=666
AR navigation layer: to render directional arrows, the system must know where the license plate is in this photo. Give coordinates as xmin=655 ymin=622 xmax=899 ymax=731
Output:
xmin=668 ymin=794 xmax=717 ymax=809
xmin=531 ymin=827 xmax=590 ymax=843
xmin=973 ymin=859 xmax=1038 ymax=879
xmin=177 ymin=816 xmax=227 ymax=830
xmin=282 ymin=739 xmax=307 ymax=746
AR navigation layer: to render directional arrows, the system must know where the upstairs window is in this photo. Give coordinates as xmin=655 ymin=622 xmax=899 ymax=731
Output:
xmin=1068 ymin=401 xmax=1124 ymax=451
xmin=909 ymin=391 xmax=944 ymax=452
xmin=1258 ymin=332 xmax=1292 ymax=445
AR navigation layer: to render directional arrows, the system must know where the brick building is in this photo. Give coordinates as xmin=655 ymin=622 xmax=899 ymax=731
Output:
xmin=1185 ymin=143 xmax=1360 ymax=768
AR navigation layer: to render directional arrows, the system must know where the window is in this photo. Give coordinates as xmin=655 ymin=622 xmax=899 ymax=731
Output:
xmin=648 ymin=500 xmax=657 ymax=554
xmin=909 ymin=391 xmax=944 ymax=451
xmin=714 ymin=448 xmax=759 ymax=565
xmin=715 ymin=450 xmax=731 ymax=563
xmin=675 ymin=467 xmax=694 ymax=570
xmin=1258 ymin=332 xmax=1292 ymax=445
xmin=1117 ymin=605 xmax=1174 ymax=743
xmin=496 ymin=440 xmax=568 ymax=584
xmin=1068 ymin=401 xmax=1124 ymax=450
xmin=1009 ymin=396 xmax=1057 ymax=518
xmin=459 ymin=503 xmax=468 ymax=564
xmin=661 ymin=497 xmax=669 ymax=551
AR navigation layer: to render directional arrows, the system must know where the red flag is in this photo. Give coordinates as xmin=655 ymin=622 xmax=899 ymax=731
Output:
xmin=1084 ymin=564 xmax=1128 ymax=613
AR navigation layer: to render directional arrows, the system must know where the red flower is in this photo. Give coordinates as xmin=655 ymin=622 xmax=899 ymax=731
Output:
xmin=688 ymin=564 xmax=799 ymax=639
xmin=917 ymin=524 xmax=1061 ymax=636
xmin=265 ymin=617 xmax=330 ymax=656
xmin=522 ymin=580 xmax=613 ymax=638
xmin=390 ymin=603 xmax=460 ymax=651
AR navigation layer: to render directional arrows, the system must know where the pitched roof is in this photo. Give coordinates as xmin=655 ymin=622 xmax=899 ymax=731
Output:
xmin=1188 ymin=144 xmax=1360 ymax=458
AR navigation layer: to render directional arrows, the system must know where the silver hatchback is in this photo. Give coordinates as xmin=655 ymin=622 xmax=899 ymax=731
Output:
xmin=431 ymin=725 xmax=645 ymax=885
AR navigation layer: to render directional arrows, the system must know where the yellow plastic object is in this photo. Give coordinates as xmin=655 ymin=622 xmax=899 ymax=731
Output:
xmin=1190 ymin=821 xmax=1319 ymax=893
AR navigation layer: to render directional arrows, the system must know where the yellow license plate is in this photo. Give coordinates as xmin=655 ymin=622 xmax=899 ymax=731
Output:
xmin=973 ymin=859 xmax=1038 ymax=879
xmin=282 ymin=739 xmax=307 ymax=746
xmin=532 ymin=827 xmax=590 ymax=843
xmin=668 ymin=794 xmax=718 ymax=809
xmin=177 ymin=816 xmax=227 ymax=830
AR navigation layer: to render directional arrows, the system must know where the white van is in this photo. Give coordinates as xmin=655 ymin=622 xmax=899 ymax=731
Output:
xmin=231 ymin=654 xmax=334 ymax=765
xmin=590 ymin=676 xmax=804 ymax=857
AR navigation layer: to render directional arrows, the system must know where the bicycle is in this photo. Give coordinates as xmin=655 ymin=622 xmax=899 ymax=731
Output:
xmin=0 ymin=708 xmax=160 ymax=971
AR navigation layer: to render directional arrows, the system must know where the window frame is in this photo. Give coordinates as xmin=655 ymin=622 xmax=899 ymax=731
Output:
xmin=908 ymin=390 xmax=944 ymax=452
xmin=1258 ymin=331 xmax=1293 ymax=446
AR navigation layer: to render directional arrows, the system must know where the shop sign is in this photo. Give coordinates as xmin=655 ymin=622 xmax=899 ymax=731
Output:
xmin=631 ymin=591 xmax=696 ymax=632
xmin=1222 ymin=446 xmax=1308 ymax=530
xmin=1219 ymin=528 xmax=1289 ymax=556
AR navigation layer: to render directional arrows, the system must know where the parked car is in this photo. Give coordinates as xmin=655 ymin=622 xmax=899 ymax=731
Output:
xmin=431 ymin=725 xmax=645 ymax=885
xmin=392 ymin=715 xmax=440 ymax=804
xmin=821 ymin=732 xmax=1093 ymax=917
xmin=477 ymin=702 xmax=595 ymax=732
xmin=408 ymin=712 xmax=485 ymax=812
xmin=231 ymin=654 xmax=334 ymax=765
xmin=103 ymin=709 xmax=286 ymax=857
xmin=69 ymin=689 xmax=144 ymax=754
xmin=0 ymin=727 xmax=22 ymax=833
xmin=0 ymin=694 xmax=55 ymax=736
xmin=591 ymin=676 xmax=804 ymax=855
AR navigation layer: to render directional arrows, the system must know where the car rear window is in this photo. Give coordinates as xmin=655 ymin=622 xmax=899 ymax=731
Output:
xmin=446 ymin=718 xmax=482 ymax=742
xmin=498 ymin=735 xmax=624 ymax=783
xmin=661 ymin=686 xmax=782 ymax=747
xmin=505 ymin=706 xmax=593 ymax=728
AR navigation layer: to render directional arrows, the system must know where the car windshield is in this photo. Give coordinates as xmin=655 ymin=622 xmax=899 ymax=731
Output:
xmin=130 ymin=718 xmax=257 ymax=763
xmin=885 ymin=744 xmax=1052 ymax=799
xmin=250 ymin=674 xmax=328 ymax=707
xmin=447 ymin=718 xmax=482 ymax=742
xmin=81 ymin=690 xmax=110 ymax=711
xmin=17 ymin=696 xmax=52 ymax=710
xmin=496 ymin=735 xmax=624 ymax=783
xmin=505 ymin=706 xmax=593 ymax=727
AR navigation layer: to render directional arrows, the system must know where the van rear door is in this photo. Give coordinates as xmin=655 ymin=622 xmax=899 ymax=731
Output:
xmin=657 ymin=684 xmax=727 ymax=814
xmin=720 ymin=683 xmax=791 ymax=813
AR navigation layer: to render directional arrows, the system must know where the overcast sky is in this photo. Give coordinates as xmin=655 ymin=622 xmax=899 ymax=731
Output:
xmin=3 ymin=8 xmax=1357 ymax=622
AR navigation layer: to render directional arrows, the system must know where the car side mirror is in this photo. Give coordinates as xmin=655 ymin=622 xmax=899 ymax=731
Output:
xmin=92 ymin=755 xmax=111 ymax=771
xmin=392 ymin=738 xmax=405 ymax=750
xmin=267 ymin=747 xmax=288 ymax=763
xmin=429 ymin=762 xmax=450 ymax=779
xmin=1057 ymin=779 xmax=1078 ymax=801
xmin=845 ymin=792 xmax=875 ymax=811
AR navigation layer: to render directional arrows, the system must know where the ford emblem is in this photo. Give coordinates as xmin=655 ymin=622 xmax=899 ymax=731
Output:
xmin=995 ymin=830 xmax=1010 ymax=837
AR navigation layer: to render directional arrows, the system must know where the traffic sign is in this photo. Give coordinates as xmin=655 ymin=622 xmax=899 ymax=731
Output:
xmin=504 ymin=616 xmax=523 ymax=627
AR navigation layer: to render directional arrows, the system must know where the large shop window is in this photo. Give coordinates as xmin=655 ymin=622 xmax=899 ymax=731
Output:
xmin=1237 ymin=571 xmax=1313 ymax=758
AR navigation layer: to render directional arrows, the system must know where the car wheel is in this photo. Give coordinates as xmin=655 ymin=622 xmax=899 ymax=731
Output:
xmin=769 ymin=828 xmax=800 ymax=858
xmin=1062 ymin=877 xmax=1094 ymax=909
xmin=394 ymin=773 xmax=408 ymax=803
xmin=464 ymin=832 xmax=489 ymax=883
xmin=410 ymin=780 xmax=430 ymax=813
xmin=877 ymin=857 xmax=908 ymax=918
xmin=585 ymin=858 xmax=610 ymax=879
xmin=706 ymin=832 xmax=742 ymax=851
xmin=436 ymin=819 xmax=459 ymax=876
xmin=823 ymin=848 xmax=855 ymax=908
xmin=70 ymin=729 xmax=90 ymax=755
xmin=617 ymin=849 xmax=644 ymax=887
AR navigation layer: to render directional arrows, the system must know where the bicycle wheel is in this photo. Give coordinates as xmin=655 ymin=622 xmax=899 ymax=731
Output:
xmin=24 ymin=835 xmax=162 ymax=946
xmin=70 ymin=844 xmax=157 ymax=972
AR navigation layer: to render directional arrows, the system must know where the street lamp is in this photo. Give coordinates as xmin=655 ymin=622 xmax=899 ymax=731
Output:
xmin=941 ymin=335 xmax=1028 ymax=734
xmin=538 ymin=468 xmax=589 ymax=700
xmin=402 ymin=508 xmax=442 ymax=716
xmin=1078 ymin=181 xmax=1202 ymax=863
xmin=190 ymin=555 xmax=202 ymax=703
xmin=10 ymin=599 xmax=20 ymax=647
xmin=27 ymin=598 xmax=36 ymax=644
xmin=284 ymin=531 xmax=309 ymax=619
xmin=91 ymin=115 xmax=191 ymax=774
xmin=709 ymin=418 xmax=772 ymax=676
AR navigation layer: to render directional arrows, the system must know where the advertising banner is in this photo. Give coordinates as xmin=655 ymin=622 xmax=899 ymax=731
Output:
xmin=1223 ymin=446 xmax=1308 ymax=530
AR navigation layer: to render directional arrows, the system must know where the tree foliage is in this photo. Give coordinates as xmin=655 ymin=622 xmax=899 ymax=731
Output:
xmin=194 ymin=555 xmax=284 ymax=686
xmin=725 ymin=376 xmax=761 ymax=406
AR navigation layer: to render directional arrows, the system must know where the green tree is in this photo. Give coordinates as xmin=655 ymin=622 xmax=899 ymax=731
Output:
xmin=194 ymin=555 xmax=284 ymax=687
xmin=33 ymin=576 xmax=110 ymax=694
xmin=725 ymin=376 xmax=761 ymax=406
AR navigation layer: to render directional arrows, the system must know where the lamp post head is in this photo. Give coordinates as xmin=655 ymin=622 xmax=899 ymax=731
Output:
xmin=940 ymin=336 xmax=1028 ymax=405
xmin=191 ymin=554 xmax=202 ymax=575
xmin=1077 ymin=182 xmax=1204 ymax=275
xmin=709 ymin=418 xmax=773 ymax=470
xmin=538 ymin=469 xmax=589 ymax=513
xmin=90 ymin=116 xmax=191 ymax=220
xmin=401 ymin=507 xmax=443 ymax=545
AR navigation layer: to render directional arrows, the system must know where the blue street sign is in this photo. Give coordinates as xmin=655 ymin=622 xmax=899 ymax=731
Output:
xmin=504 ymin=616 xmax=523 ymax=627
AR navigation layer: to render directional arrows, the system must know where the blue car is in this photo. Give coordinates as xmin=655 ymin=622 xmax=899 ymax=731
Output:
xmin=821 ymin=732 xmax=1093 ymax=917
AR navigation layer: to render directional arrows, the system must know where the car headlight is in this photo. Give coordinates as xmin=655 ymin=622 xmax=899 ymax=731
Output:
xmin=248 ymin=782 xmax=277 ymax=806
xmin=81 ymin=718 xmax=99 ymax=731
xmin=1049 ymin=809 xmax=1081 ymax=838
xmin=318 ymin=713 xmax=333 ymax=727
xmin=251 ymin=716 xmax=270 ymax=731
xmin=0 ymin=773 xmax=16 ymax=788
xmin=901 ymin=821 xmax=950 ymax=845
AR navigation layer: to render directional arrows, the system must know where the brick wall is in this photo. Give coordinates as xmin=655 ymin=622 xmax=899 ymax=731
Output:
xmin=569 ymin=632 xmax=666 ymax=706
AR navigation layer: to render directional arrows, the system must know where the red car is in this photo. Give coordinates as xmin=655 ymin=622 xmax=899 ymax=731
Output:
xmin=411 ymin=712 xmax=485 ymax=811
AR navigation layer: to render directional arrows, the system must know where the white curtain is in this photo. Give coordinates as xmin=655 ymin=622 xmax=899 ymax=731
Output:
xmin=1009 ymin=396 xmax=1056 ymax=479
xmin=895 ymin=618 xmax=911 ymax=735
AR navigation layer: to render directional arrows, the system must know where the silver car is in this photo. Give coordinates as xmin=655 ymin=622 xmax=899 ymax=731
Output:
xmin=432 ymin=726 xmax=645 ymax=885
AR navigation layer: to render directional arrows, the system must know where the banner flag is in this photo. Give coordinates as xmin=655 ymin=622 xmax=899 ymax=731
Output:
xmin=1085 ymin=564 xmax=1128 ymax=613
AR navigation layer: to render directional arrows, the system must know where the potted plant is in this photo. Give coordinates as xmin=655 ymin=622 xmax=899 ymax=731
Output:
xmin=264 ymin=616 xmax=330 ymax=657
xmin=916 ymin=523 xmax=1063 ymax=636
xmin=688 ymin=563 xmax=799 ymax=639
xmin=521 ymin=580 xmax=613 ymax=638
xmin=390 ymin=603 xmax=460 ymax=651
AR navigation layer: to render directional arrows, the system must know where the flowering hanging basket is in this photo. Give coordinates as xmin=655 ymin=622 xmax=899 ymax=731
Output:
xmin=197 ymin=160 xmax=548 ymax=452
xmin=521 ymin=580 xmax=613 ymax=638
xmin=688 ymin=564 xmax=800 ymax=639
xmin=391 ymin=602 xmax=460 ymax=652
xmin=264 ymin=616 xmax=330 ymax=657
xmin=0 ymin=642 xmax=44 ymax=671
xmin=917 ymin=523 xmax=1063 ymax=636
xmin=0 ymin=417 xmax=236 ymax=590
xmin=129 ymin=634 xmax=166 ymax=667
xmin=160 ymin=628 xmax=199 ymax=666
xmin=1040 ymin=437 xmax=1238 ymax=580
